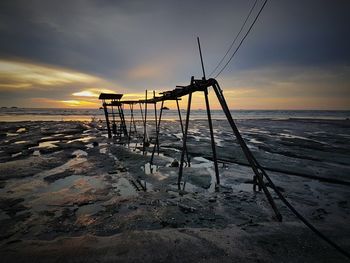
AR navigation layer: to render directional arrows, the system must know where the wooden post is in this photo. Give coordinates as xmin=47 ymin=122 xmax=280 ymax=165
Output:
xmin=103 ymin=101 xmax=112 ymax=139
xmin=204 ymin=88 xmax=220 ymax=185
xmin=176 ymin=99 xmax=190 ymax=166
xmin=150 ymin=100 xmax=164 ymax=165
xmin=178 ymin=92 xmax=192 ymax=189
xmin=143 ymin=90 xmax=148 ymax=155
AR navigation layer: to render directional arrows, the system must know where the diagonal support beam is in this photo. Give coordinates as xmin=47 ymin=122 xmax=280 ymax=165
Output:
xmin=212 ymin=80 xmax=282 ymax=221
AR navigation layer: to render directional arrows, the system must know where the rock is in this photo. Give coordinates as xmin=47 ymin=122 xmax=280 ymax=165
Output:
xmin=117 ymin=167 xmax=127 ymax=172
xmin=178 ymin=204 xmax=196 ymax=214
xmin=209 ymin=197 xmax=217 ymax=203
xmin=170 ymin=159 xmax=179 ymax=167
xmin=44 ymin=170 xmax=73 ymax=183
xmin=0 ymin=198 xmax=27 ymax=216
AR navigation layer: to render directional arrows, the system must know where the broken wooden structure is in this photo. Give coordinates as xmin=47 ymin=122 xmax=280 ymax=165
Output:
xmin=99 ymin=76 xmax=283 ymax=222
xmin=97 ymin=36 xmax=350 ymax=261
xmin=99 ymin=37 xmax=283 ymax=221
xmin=98 ymin=93 xmax=128 ymax=139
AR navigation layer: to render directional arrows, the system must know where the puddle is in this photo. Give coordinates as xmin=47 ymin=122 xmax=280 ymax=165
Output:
xmin=14 ymin=140 xmax=28 ymax=144
xmin=40 ymin=136 xmax=55 ymax=140
xmin=76 ymin=203 xmax=104 ymax=216
xmin=231 ymin=183 xmax=254 ymax=192
xmin=99 ymin=147 xmax=107 ymax=154
xmin=143 ymin=163 xmax=159 ymax=175
xmin=11 ymin=152 xmax=22 ymax=158
xmin=177 ymin=181 xmax=199 ymax=193
xmin=191 ymin=157 xmax=212 ymax=168
xmin=72 ymin=150 xmax=88 ymax=157
xmin=33 ymin=150 xmax=41 ymax=156
xmin=38 ymin=140 xmax=60 ymax=148
xmin=67 ymin=136 xmax=95 ymax=144
xmin=279 ymin=133 xmax=310 ymax=140
xmin=38 ymin=156 xmax=87 ymax=178
xmin=41 ymin=175 xmax=104 ymax=193
xmin=207 ymin=168 xmax=219 ymax=193
xmin=86 ymin=143 xmax=94 ymax=149
xmin=249 ymin=138 xmax=263 ymax=144
xmin=215 ymin=137 xmax=224 ymax=147
xmin=6 ymin=132 xmax=18 ymax=137
xmin=113 ymin=178 xmax=138 ymax=197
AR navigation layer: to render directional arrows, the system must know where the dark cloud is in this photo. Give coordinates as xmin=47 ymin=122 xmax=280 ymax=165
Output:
xmin=0 ymin=0 xmax=349 ymax=108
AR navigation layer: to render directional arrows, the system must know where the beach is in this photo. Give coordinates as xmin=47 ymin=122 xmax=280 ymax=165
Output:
xmin=0 ymin=115 xmax=349 ymax=262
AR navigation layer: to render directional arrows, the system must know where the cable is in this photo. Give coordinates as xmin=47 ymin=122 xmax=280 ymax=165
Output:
xmin=214 ymin=0 xmax=268 ymax=78
xmin=208 ymin=0 xmax=258 ymax=77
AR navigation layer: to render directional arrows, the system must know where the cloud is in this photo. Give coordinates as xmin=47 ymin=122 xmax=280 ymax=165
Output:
xmin=0 ymin=58 xmax=125 ymax=107
xmin=0 ymin=59 xmax=100 ymax=90
xmin=0 ymin=0 xmax=349 ymax=109
xmin=127 ymin=64 xmax=163 ymax=81
xmin=60 ymin=99 xmax=97 ymax=107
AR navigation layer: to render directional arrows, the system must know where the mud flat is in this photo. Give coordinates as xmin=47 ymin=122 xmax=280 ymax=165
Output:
xmin=0 ymin=119 xmax=349 ymax=262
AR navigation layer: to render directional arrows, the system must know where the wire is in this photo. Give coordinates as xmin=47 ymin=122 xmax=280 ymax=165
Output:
xmin=214 ymin=0 xmax=268 ymax=78
xmin=209 ymin=0 xmax=258 ymax=77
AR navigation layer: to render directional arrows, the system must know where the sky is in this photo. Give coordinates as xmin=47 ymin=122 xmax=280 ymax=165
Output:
xmin=0 ymin=0 xmax=349 ymax=110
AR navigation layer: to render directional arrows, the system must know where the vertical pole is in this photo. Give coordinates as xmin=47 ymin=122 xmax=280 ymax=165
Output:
xmin=156 ymin=101 xmax=163 ymax=155
xmin=111 ymin=104 xmax=117 ymax=136
xmin=143 ymin=90 xmax=148 ymax=155
xmin=139 ymin=103 xmax=145 ymax=125
xmin=150 ymin=100 xmax=164 ymax=165
xmin=128 ymin=104 xmax=133 ymax=146
xmin=153 ymin=90 xmax=157 ymax=147
xmin=119 ymin=103 xmax=128 ymax=137
xmin=178 ymin=92 xmax=192 ymax=189
xmin=138 ymin=103 xmax=146 ymax=150
xmin=176 ymin=99 xmax=190 ymax=166
xmin=103 ymin=101 xmax=112 ymax=139
xmin=197 ymin=37 xmax=206 ymax=80
xmin=204 ymin=88 xmax=220 ymax=185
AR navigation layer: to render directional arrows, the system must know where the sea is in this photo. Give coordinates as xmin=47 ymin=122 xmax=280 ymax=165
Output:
xmin=0 ymin=108 xmax=349 ymax=122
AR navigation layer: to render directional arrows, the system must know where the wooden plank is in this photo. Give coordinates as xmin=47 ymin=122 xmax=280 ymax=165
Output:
xmin=99 ymin=93 xmax=123 ymax=100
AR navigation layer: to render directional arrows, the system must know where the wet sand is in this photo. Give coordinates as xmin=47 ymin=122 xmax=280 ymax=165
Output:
xmin=0 ymin=119 xmax=349 ymax=262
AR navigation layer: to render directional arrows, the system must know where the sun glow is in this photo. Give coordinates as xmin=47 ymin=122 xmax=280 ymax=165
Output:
xmin=72 ymin=88 xmax=117 ymax=98
xmin=61 ymin=100 xmax=97 ymax=107
xmin=72 ymin=90 xmax=97 ymax=97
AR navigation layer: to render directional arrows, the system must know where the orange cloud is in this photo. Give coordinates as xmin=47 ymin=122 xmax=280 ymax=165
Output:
xmin=72 ymin=88 xmax=118 ymax=98
xmin=60 ymin=100 xmax=98 ymax=108
xmin=0 ymin=59 xmax=100 ymax=90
